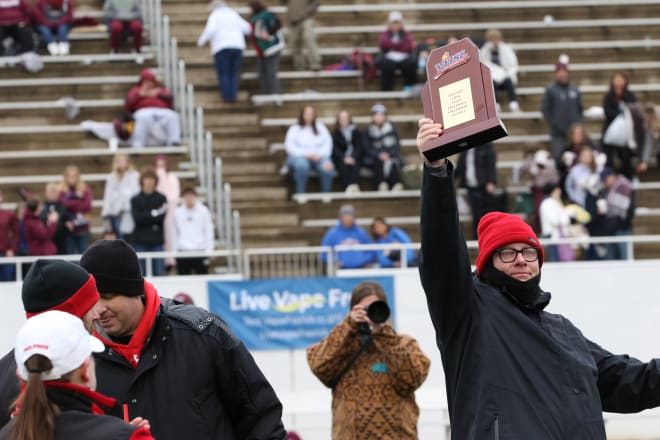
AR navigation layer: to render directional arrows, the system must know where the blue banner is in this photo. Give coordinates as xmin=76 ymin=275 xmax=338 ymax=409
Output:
xmin=207 ymin=277 xmax=395 ymax=350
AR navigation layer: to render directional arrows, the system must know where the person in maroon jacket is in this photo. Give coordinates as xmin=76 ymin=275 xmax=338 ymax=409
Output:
xmin=58 ymin=165 xmax=93 ymax=255
xmin=125 ymin=69 xmax=181 ymax=148
xmin=34 ymin=0 xmax=73 ymax=55
xmin=377 ymin=11 xmax=417 ymax=91
xmin=0 ymin=190 xmax=19 ymax=281
xmin=23 ymin=198 xmax=58 ymax=257
xmin=0 ymin=0 xmax=34 ymax=56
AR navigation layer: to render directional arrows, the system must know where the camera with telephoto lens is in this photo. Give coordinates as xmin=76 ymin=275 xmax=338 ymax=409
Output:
xmin=357 ymin=300 xmax=391 ymax=336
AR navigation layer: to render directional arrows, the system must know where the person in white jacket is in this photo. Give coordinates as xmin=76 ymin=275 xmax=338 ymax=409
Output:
xmin=539 ymin=183 xmax=574 ymax=262
xmin=479 ymin=28 xmax=520 ymax=111
xmin=101 ymin=154 xmax=140 ymax=241
xmin=285 ymin=105 xmax=335 ymax=193
xmin=197 ymin=0 xmax=251 ymax=103
xmin=174 ymin=187 xmax=215 ymax=274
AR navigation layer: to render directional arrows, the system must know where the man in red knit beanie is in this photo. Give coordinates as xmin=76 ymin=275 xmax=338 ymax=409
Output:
xmin=415 ymin=118 xmax=660 ymax=439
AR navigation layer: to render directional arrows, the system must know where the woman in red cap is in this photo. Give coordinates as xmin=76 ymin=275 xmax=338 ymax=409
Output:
xmin=416 ymin=118 xmax=660 ymax=439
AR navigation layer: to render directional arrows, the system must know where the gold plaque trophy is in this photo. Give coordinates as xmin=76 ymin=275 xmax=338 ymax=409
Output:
xmin=420 ymin=38 xmax=508 ymax=162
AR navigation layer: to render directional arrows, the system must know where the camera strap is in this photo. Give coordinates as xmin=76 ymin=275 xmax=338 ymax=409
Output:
xmin=329 ymin=336 xmax=371 ymax=390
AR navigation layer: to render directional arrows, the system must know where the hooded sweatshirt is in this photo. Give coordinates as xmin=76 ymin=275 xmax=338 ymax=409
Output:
xmin=321 ymin=221 xmax=375 ymax=268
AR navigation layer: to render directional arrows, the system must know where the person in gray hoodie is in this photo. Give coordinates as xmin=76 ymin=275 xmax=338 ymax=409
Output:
xmin=541 ymin=61 xmax=584 ymax=160
xmin=103 ymin=0 xmax=143 ymax=53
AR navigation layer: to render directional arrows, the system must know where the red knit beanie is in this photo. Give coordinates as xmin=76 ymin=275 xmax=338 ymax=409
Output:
xmin=475 ymin=212 xmax=544 ymax=275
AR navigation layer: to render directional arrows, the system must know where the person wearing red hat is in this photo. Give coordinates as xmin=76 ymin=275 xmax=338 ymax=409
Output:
xmin=124 ymin=69 xmax=181 ymax=148
xmin=416 ymin=118 xmax=660 ymax=439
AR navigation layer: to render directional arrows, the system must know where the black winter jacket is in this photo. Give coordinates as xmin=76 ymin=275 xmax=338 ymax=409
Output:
xmin=331 ymin=125 xmax=366 ymax=165
xmin=0 ymin=350 xmax=19 ymax=428
xmin=94 ymin=297 xmax=287 ymax=440
xmin=419 ymin=162 xmax=660 ymax=439
xmin=454 ymin=143 xmax=497 ymax=189
xmin=130 ymin=191 xmax=167 ymax=246
xmin=0 ymin=383 xmax=151 ymax=440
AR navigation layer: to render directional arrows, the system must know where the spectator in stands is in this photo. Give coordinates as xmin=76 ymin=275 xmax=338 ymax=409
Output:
xmin=370 ymin=217 xmax=416 ymax=268
xmin=284 ymin=0 xmax=321 ymax=71
xmin=131 ymin=167 xmax=167 ymax=276
xmin=307 ymin=281 xmax=430 ymax=440
xmin=34 ymin=0 xmax=73 ymax=56
xmin=519 ymin=149 xmax=560 ymax=233
xmin=539 ymin=183 xmax=576 ymax=262
xmin=174 ymin=187 xmax=215 ymax=275
xmin=248 ymin=1 xmax=283 ymax=96
xmin=23 ymin=198 xmax=58 ymax=257
xmin=364 ymin=103 xmax=403 ymax=192
xmin=59 ymin=165 xmax=92 ymax=254
xmin=600 ymin=167 xmax=635 ymax=260
xmin=601 ymin=71 xmax=642 ymax=179
xmin=285 ymin=105 xmax=334 ymax=194
xmin=321 ymin=205 xmax=375 ymax=269
xmin=377 ymin=11 xmax=416 ymax=92
xmin=479 ymin=29 xmax=519 ymax=112
xmin=101 ymin=153 xmax=140 ymax=242
xmin=638 ymin=103 xmax=660 ymax=174
xmin=41 ymin=182 xmax=68 ymax=254
xmin=565 ymin=145 xmax=602 ymax=208
xmin=154 ymin=154 xmax=180 ymax=270
xmin=0 ymin=190 xmax=18 ymax=281
xmin=125 ymin=69 xmax=181 ymax=148
xmin=557 ymin=123 xmax=595 ymax=183
xmin=454 ymin=142 xmax=498 ymax=239
xmin=173 ymin=292 xmax=194 ymax=305
xmin=0 ymin=0 xmax=34 ymax=56
xmin=197 ymin=0 xmax=251 ymax=103
xmin=103 ymin=0 xmax=142 ymax=53
xmin=541 ymin=58 xmax=584 ymax=160
xmin=331 ymin=110 xmax=365 ymax=193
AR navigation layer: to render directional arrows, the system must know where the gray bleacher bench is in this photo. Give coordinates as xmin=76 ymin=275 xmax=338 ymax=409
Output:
xmin=233 ymin=0 xmax=660 ymax=15
xmin=252 ymin=82 xmax=660 ymax=105
xmin=307 ymin=17 xmax=660 ymax=36
xmin=0 ymin=52 xmax=153 ymax=68
xmin=243 ymin=60 xmax=660 ymax=82
xmin=0 ymin=75 xmax=141 ymax=88
xmin=0 ymin=170 xmax=197 ymax=185
xmin=243 ymin=38 xmax=660 ymax=59
xmin=0 ymin=146 xmax=188 ymax=160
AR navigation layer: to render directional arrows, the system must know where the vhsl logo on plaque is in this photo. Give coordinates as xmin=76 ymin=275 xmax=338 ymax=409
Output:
xmin=420 ymin=38 xmax=508 ymax=162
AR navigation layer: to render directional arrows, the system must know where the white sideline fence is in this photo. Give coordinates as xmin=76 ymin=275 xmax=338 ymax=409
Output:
xmin=3 ymin=234 xmax=660 ymax=281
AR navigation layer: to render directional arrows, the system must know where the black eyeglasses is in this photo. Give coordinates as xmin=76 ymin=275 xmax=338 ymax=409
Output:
xmin=495 ymin=247 xmax=539 ymax=263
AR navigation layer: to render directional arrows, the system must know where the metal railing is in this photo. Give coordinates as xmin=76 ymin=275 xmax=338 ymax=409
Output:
xmin=241 ymin=234 xmax=660 ymax=279
xmin=2 ymin=234 xmax=660 ymax=281
xmin=145 ymin=0 xmax=242 ymax=257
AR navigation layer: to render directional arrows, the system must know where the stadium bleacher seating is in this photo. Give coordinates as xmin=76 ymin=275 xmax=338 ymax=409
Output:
xmin=156 ymin=0 xmax=660 ymax=254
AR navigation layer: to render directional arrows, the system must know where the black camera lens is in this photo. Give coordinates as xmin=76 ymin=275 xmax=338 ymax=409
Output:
xmin=366 ymin=300 xmax=390 ymax=324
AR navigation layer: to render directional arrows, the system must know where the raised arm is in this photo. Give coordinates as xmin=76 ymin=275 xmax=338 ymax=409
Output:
xmin=307 ymin=317 xmax=361 ymax=387
xmin=588 ymin=339 xmax=660 ymax=412
xmin=417 ymin=119 xmax=475 ymax=342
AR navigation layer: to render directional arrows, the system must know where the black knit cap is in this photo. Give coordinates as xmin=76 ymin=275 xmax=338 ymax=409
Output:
xmin=80 ymin=239 xmax=144 ymax=296
xmin=22 ymin=260 xmax=99 ymax=318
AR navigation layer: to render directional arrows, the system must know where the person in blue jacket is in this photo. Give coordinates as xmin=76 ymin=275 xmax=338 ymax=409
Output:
xmin=370 ymin=217 xmax=417 ymax=267
xmin=321 ymin=205 xmax=375 ymax=269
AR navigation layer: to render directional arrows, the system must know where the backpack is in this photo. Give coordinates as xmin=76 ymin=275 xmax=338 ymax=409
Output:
xmin=350 ymin=49 xmax=377 ymax=80
xmin=266 ymin=13 xmax=282 ymax=35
